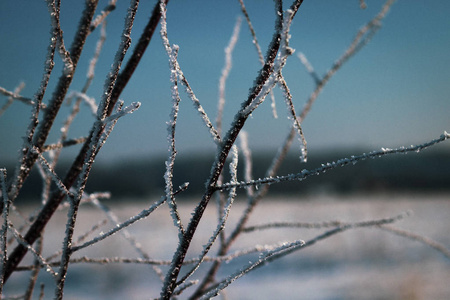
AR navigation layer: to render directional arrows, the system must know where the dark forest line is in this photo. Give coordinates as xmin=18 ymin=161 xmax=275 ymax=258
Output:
xmin=7 ymin=149 xmax=450 ymax=202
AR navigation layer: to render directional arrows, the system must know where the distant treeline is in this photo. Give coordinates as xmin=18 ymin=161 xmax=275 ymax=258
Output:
xmin=7 ymin=149 xmax=450 ymax=202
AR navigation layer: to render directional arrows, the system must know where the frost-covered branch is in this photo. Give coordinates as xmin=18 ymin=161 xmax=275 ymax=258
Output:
xmin=2 ymin=11 xmax=100 ymax=277
xmin=238 ymin=0 xmax=278 ymax=118
xmin=66 ymin=91 xmax=98 ymax=115
xmin=165 ymin=2 xmax=306 ymax=298
xmin=239 ymin=131 xmax=254 ymax=197
xmin=176 ymin=146 xmax=239 ymax=289
xmin=241 ymin=8 xmax=296 ymax=116
xmin=0 ymin=83 xmax=42 ymax=116
xmin=89 ymin=0 xmax=117 ymax=32
xmin=24 ymin=236 xmax=43 ymax=300
xmin=201 ymin=211 xmax=408 ymax=298
xmin=299 ymin=0 xmax=396 ymax=122
xmin=88 ymin=196 xmax=165 ymax=280
xmin=7 ymin=13 xmax=58 ymax=205
xmin=278 ymin=77 xmax=308 ymax=162
xmin=218 ymin=132 xmax=450 ymax=191
xmin=103 ymin=101 xmax=141 ymax=124
xmin=159 ymin=2 xmax=221 ymax=144
xmin=200 ymin=238 xmax=306 ymax=299
xmin=54 ymin=2 xmax=140 ymax=297
xmin=42 ymin=137 xmax=88 ymax=152
xmin=163 ymin=43 xmax=185 ymax=237
xmin=32 ymin=147 xmax=74 ymax=199
xmin=8 ymin=223 xmax=57 ymax=279
xmin=244 ymin=211 xmax=410 ymax=232
xmin=109 ymin=0 xmax=168 ymax=112
xmin=1 ymin=0 xmax=447 ymax=298
xmin=378 ymin=225 xmax=450 ymax=260
xmin=71 ymin=182 xmax=188 ymax=253
xmin=217 ymin=17 xmax=242 ymax=136
xmin=46 ymin=0 xmax=74 ymax=77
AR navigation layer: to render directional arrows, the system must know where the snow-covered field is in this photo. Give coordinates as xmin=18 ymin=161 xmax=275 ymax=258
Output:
xmin=6 ymin=194 xmax=450 ymax=299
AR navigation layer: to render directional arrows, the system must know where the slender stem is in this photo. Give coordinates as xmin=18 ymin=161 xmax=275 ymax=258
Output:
xmin=161 ymin=2 xmax=309 ymax=298
xmin=4 ymin=0 xmax=165 ymax=282
xmin=6 ymin=0 xmax=99 ymax=208
xmin=54 ymin=2 xmax=140 ymax=297
xmin=108 ymin=0 xmax=170 ymax=116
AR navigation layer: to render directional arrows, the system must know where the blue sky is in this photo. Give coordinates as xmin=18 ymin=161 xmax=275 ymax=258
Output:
xmin=0 ymin=0 xmax=449 ymax=164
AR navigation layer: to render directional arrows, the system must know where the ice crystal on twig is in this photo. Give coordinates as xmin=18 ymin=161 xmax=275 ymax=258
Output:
xmin=244 ymin=211 xmax=410 ymax=232
xmin=218 ymin=133 xmax=450 ymax=190
xmin=176 ymin=146 xmax=239 ymax=288
xmin=201 ymin=239 xmax=306 ymax=299
xmin=163 ymin=43 xmax=185 ymax=237
xmin=8 ymin=223 xmax=57 ymax=278
xmin=160 ymin=1 xmax=221 ymax=144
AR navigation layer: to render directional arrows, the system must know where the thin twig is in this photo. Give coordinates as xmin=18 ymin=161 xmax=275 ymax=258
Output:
xmin=71 ymin=183 xmax=188 ymax=253
xmin=176 ymin=146 xmax=239 ymax=288
xmin=8 ymin=223 xmax=57 ymax=279
xmin=218 ymin=132 xmax=449 ymax=191
xmin=238 ymin=0 xmax=278 ymax=118
xmin=162 ymin=43 xmax=185 ymax=237
xmin=42 ymin=137 xmax=88 ymax=152
xmin=24 ymin=237 xmax=43 ymax=300
xmin=201 ymin=212 xmax=407 ymax=298
xmin=54 ymin=2 xmax=140 ymax=298
xmin=89 ymin=0 xmax=117 ymax=32
xmin=0 ymin=83 xmax=30 ymax=117
xmin=299 ymin=0 xmax=396 ymax=122
xmin=88 ymin=196 xmax=165 ymax=281
xmin=7 ymin=11 xmax=58 ymax=205
xmin=244 ymin=211 xmax=410 ymax=232
xmin=0 ymin=85 xmax=36 ymax=108
xmin=217 ymin=17 xmax=242 ymax=136
xmin=159 ymin=3 xmax=221 ymax=144
xmin=378 ymin=225 xmax=450 ymax=260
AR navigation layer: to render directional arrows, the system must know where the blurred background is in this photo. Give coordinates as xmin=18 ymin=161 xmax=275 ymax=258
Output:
xmin=1 ymin=1 xmax=449 ymax=161
xmin=0 ymin=1 xmax=450 ymax=196
xmin=0 ymin=0 xmax=449 ymax=198
xmin=0 ymin=1 xmax=449 ymax=299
